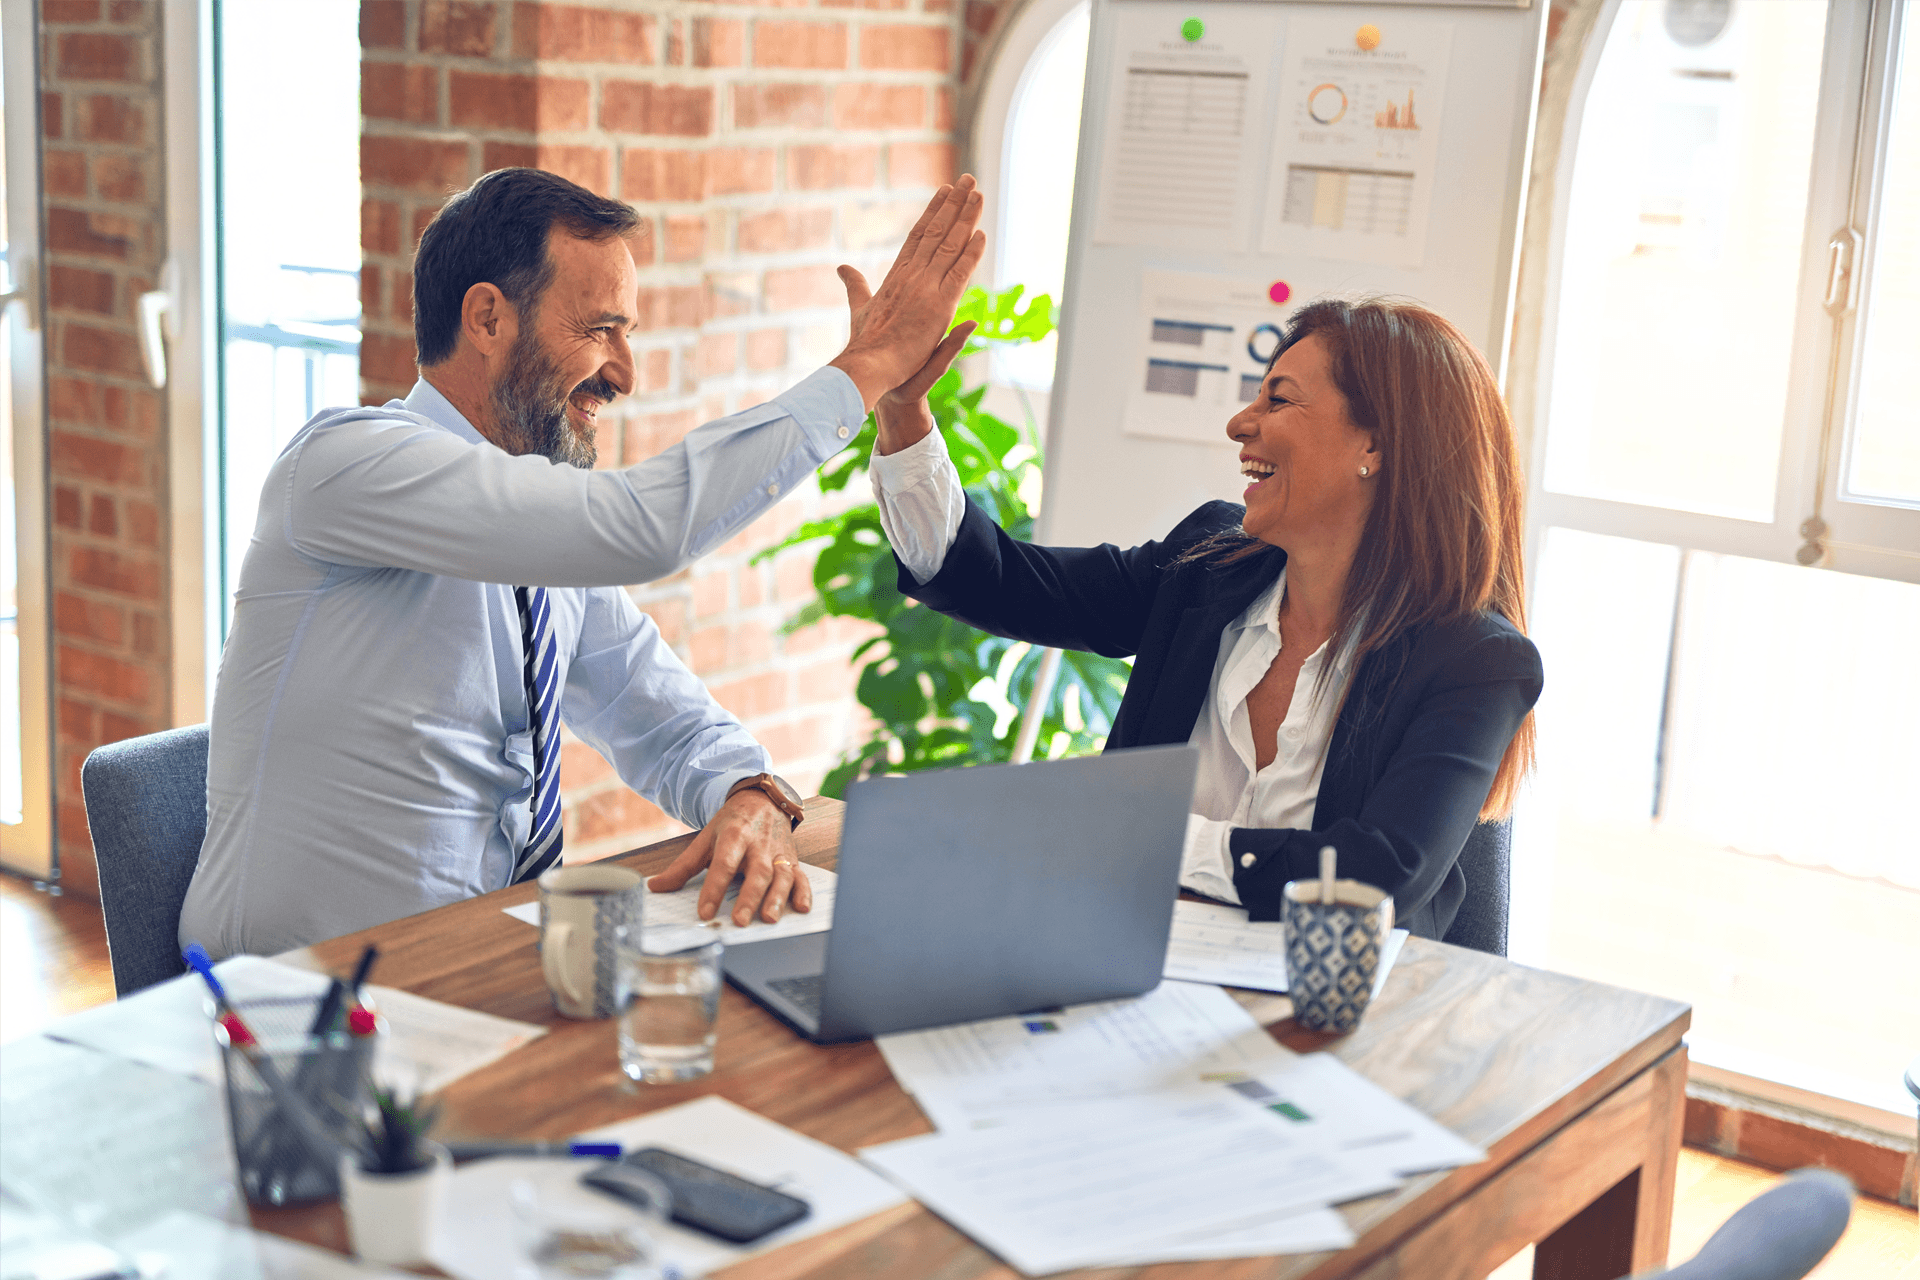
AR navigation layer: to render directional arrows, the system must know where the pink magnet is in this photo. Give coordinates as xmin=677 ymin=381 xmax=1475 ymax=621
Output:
xmin=1268 ymin=280 xmax=1292 ymax=305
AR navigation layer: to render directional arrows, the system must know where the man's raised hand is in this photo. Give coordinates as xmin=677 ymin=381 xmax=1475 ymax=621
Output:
xmin=829 ymin=175 xmax=987 ymax=410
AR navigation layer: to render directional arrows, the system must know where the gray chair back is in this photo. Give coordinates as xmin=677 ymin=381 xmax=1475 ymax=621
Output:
xmin=1639 ymin=1168 xmax=1852 ymax=1280
xmin=80 ymin=724 xmax=210 ymax=995
xmin=1441 ymin=819 xmax=1510 ymax=956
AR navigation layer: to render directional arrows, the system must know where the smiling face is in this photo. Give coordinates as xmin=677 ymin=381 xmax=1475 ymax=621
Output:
xmin=487 ymin=229 xmax=639 ymax=469
xmin=1226 ymin=332 xmax=1381 ymax=551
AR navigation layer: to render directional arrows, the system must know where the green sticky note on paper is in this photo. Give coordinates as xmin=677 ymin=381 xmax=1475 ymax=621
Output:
xmin=1181 ymin=17 xmax=1204 ymax=42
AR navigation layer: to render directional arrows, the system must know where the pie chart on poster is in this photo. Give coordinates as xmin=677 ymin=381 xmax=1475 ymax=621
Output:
xmin=1307 ymin=83 xmax=1348 ymax=125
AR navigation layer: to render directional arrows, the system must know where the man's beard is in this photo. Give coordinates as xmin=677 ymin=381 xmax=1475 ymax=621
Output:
xmin=489 ymin=330 xmax=615 ymax=470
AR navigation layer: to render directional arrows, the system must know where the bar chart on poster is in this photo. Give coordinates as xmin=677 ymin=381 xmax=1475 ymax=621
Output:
xmin=1043 ymin=0 xmax=1548 ymax=548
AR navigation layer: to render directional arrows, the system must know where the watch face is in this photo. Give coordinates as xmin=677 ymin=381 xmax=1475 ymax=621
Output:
xmin=767 ymin=774 xmax=803 ymax=807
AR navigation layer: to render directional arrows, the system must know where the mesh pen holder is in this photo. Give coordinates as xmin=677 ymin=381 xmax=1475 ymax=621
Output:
xmin=216 ymin=996 xmax=380 ymax=1206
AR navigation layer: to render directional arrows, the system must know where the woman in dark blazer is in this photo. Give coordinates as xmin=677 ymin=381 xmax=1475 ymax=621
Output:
xmin=865 ymin=297 xmax=1542 ymax=942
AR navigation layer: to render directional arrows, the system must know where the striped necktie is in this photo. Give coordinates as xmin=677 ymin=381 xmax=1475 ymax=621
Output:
xmin=511 ymin=585 xmax=564 ymax=884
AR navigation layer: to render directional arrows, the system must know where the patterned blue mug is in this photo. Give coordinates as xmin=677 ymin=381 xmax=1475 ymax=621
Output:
xmin=1281 ymin=879 xmax=1394 ymax=1033
xmin=537 ymin=865 xmax=644 ymax=1019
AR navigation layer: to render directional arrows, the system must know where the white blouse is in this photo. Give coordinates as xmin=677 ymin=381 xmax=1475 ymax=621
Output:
xmin=871 ymin=429 xmax=1352 ymax=903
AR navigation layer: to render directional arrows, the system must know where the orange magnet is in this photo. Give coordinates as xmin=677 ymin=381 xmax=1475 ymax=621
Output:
xmin=1355 ymin=24 xmax=1381 ymax=51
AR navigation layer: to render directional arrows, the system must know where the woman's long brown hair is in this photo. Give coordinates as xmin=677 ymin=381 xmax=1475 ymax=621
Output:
xmin=1192 ymin=296 xmax=1536 ymax=819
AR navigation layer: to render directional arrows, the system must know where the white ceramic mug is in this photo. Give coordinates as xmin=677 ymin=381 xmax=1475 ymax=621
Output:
xmin=537 ymin=865 xmax=644 ymax=1019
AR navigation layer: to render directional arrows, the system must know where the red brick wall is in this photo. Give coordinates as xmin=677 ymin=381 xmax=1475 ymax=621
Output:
xmin=359 ymin=0 xmax=961 ymax=855
xmin=38 ymin=0 xmax=170 ymax=896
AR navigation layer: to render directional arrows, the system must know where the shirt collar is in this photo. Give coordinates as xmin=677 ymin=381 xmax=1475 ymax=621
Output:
xmin=403 ymin=378 xmax=488 ymax=446
xmin=1227 ymin=565 xmax=1361 ymax=678
xmin=1230 ymin=568 xmax=1288 ymax=638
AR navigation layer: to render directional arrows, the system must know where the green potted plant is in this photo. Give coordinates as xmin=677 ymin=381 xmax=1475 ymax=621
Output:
xmin=338 ymin=1082 xmax=449 ymax=1266
xmin=757 ymin=285 xmax=1132 ymax=794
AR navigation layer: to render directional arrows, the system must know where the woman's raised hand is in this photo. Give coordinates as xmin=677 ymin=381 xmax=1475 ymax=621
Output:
xmin=873 ymin=319 xmax=976 ymax=456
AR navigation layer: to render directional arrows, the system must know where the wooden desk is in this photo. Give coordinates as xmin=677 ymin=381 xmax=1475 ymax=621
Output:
xmin=266 ymin=797 xmax=1691 ymax=1280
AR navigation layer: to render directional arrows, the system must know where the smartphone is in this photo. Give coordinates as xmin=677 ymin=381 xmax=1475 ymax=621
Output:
xmin=582 ymin=1147 xmax=811 ymax=1245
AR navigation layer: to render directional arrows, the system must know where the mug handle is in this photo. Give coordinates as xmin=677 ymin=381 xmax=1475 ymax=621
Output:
xmin=541 ymin=922 xmax=588 ymax=1007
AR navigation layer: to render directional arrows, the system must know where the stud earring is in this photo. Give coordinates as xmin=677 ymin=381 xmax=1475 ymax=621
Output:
xmin=1359 ymin=465 xmax=1370 ymax=477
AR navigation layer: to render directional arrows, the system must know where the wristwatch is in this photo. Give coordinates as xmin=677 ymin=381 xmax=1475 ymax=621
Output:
xmin=726 ymin=772 xmax=806 ymax=830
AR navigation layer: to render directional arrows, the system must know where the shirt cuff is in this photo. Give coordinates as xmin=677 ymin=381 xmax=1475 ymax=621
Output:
xmin=869 ymin=422 xmax=951 ymax=490
xmin=871 ymin=427 xmax=965 ymax=584
xmin=696 ymin=767 xmax=772 ymax=830
xmin=773 ymin=366 xmax=868 ymax=465
xmin=1177 ymin=814 xmax=1241 ymax=904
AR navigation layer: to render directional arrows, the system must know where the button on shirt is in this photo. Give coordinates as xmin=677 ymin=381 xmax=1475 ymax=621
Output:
xmin=181 ymin=369 xmax=865 ymax=959
xmin=870 ymin=427 xmax=1351 ymax=903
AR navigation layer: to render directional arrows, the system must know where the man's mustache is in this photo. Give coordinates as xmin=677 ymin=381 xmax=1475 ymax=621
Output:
xmin=569 ymin=375 xmax=620 ymax=406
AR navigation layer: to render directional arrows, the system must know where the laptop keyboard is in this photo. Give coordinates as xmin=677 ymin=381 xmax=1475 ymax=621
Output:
xmin=767 ymin=973 xmax=826 ymax=1020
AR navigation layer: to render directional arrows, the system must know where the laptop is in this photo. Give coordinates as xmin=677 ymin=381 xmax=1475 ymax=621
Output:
xmin=723 ymin=744 xmax=1200 ymax=1043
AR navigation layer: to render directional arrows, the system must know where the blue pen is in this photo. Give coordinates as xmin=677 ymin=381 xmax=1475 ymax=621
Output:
xmin=448 ymin=1141 xmax=622 ymax=1161
xmin=183 ymin=942 xmax=232 ymax=1009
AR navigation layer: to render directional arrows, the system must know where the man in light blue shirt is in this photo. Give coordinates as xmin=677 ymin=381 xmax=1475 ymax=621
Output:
xmin=181 ymin=168 xmax=986 ymax=957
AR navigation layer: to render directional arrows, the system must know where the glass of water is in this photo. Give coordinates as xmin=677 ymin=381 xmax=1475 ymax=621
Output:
xmin=617 ymin=923 xmax=723 ymax=1084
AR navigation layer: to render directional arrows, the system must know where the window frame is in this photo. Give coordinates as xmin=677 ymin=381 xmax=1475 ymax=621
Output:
xmin=1819 ymin=0 xmax=1919 ymax=577
xmin=966 ymin=0 xmax=1093 ymax=298
xmin=1523 ymin=0 xmax=1911 ymax=588
xmin=1 ymin=0 xmax=52 ymax=879
xmin=162 ymin=0 xmax=220 ymax=725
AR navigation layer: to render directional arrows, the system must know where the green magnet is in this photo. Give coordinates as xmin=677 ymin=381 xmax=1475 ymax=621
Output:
xmin=1180 ymin=17 xmax=1204 ymax=42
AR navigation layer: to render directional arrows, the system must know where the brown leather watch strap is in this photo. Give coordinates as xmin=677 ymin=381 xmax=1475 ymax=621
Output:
xmin=725 ymin=772 xmax=805 ymax=830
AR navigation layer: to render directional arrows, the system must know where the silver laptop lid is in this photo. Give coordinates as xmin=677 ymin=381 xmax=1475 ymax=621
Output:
xmin=812 ymin=744 xmax=1199 ymax=1042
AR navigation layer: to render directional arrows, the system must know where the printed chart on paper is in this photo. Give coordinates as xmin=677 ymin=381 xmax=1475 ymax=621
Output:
xmin=1126 ymin=270 xmax=1300 ymax=445
xmin=1093 ymin=6 xmax=1280 ymax=250
xmin=1262 ymin=14 xmax=1453 ymax=266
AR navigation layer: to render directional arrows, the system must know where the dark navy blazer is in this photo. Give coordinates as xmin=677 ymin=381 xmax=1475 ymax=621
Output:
xmin=897 ymin=498 xmax=1544 ymax=940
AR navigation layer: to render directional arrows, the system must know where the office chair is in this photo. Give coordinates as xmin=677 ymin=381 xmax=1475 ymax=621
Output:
xmin=1622 ymin=1167 xmax=1853 ymax=1280
xmin=1442 ymin=819 xmax=1510 ymax=956
xmin=81 ymin=723 xmax=211 ymax=996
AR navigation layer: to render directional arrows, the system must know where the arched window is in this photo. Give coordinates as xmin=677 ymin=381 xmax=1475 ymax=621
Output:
xmin=972 ymin=0 xmax=1090 ymax=391
xmin=1516 ymin=0 xmax=1919 ymax=1117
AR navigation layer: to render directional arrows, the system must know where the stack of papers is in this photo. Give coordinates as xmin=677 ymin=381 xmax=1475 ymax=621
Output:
xmin=46 ymin=955 xmax=545 ymax=1093
xmin=864 ymin=981 xmax=1482 ymax=1275
xmin=1165 ymin=899 xmax=1410 ymax=995
xmin=503 ymin=863 xmax=837 ymax=946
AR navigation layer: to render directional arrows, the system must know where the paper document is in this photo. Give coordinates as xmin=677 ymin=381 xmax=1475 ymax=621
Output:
xmin=44 ymin=955 xmax=545 ymax=1092
xmin=429 ymin=1096 xmax=907 ymax=1280
xmin=1166 ymin=900 xmax=1409 ymax=999
xmin=1224 ymin=1053 xmax=1484 ymax=1179
xmin=1092 ymin=5 xmax=1281 ymax=250
xmin=1124 ymin=270 xmax=1298 ymax=446
xmin=1105 ymin=1207 xmax=1355 ymax=1264
xmin=877 ymin=980 xmax=1296 ymax=1132
xmin=1260 ymin=13 xmax=1454 ymax=265
xmin=859 ymin=1092 xmax=1395 ymax=1276
xmin=355 ymin=986 xmax=547 ymax=1094
xmin=113 ymin=1210 xmax=413 ymax=1279
xmin=0 ymin=1035 xmax=244 ymax=1242
xmin=503 ymin=863 xmax=836 ymax=946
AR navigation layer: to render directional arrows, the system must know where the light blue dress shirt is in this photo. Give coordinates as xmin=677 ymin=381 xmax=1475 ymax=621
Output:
xmin=180 ymin=368 xmax=866 ymax=958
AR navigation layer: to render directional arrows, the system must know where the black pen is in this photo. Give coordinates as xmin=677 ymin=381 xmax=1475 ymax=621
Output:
xmin=307 ymin=978 xmax=347 ymax=1038
xmin=347 ymin=945 xmax=379 ymax=999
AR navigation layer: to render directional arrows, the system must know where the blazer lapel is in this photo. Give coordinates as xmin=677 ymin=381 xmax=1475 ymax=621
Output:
xmin=1133 ymin=566 xmax=1274 ymax=745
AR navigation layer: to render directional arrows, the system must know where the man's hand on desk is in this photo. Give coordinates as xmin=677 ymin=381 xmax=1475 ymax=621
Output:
xmin=646 ymin=789 xmax=812 ymax=926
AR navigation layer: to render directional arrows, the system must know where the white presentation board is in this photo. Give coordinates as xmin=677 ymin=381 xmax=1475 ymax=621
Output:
xmin=1042 ymin=0 xmax=1548 ymax=548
